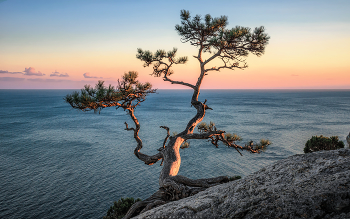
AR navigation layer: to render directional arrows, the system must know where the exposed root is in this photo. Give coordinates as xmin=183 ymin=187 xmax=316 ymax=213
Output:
xmin=122 ymin=175 xmax=229 ymax=219
xmin=123 ymin=190 xmax=165 ymax=219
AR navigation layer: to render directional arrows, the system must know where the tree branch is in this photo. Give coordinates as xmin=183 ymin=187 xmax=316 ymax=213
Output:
xmin=163 ymin=75 xmax=196 ymax=89
xmin=160 ymin=126 xmax=170 ymax=149
xmin=183 ymin=130 xmax=225 ymax=140
xmin=125 ymin=109 xmax=163 ymax=165
xmin=183 ymin=128 xmax=265 ymax=156
xmin=202 ymin=49 xmax=221 ymax=66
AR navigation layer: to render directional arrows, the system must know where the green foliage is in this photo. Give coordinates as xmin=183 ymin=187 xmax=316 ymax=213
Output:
xmin=103 ymin=197 xmax=142 ymax=219
xmin=258 ymin=139 xmax=271 ymax=149
xmin=198 ymin=121 xmax=216 ymax=133
xmin=137 ymin=10 xmax=269 ymax=79
xmin=304 ymin=135 xmax=345 ymax=153
xmin=197 ymin=122 xmax=208 ymax=132
xmin=244 ymin=139 xmax=271 ymax=151
xmin=136 ymin=48 xmax=188 ymax=77
xmin=225 ymin=133 xmax=242 ymax=143
xmin=228 ymin=175 xmax=241 ymax=181
xmin=180 ymin=141 xmax=190 ymax=149
xmin=64 ymin=71 xmax=155 ymax=112
xmin=175 ymin=10 xmax=269 ymax=60
xmin=255 ymin=139 xmax=270 ymax=151
xmin=175 ymin=10 xmax=228 ymax=47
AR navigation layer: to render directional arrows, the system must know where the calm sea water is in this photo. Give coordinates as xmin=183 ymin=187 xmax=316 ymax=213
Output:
xmin=0 ymin=89 xmax=349 ymax=219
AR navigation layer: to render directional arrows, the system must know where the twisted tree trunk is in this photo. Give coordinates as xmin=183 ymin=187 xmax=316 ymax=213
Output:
xmin=66 ymin=11 xmax=270 ymax=219
xmin=122 ymin=11 xmax=269 ymax=216
xmin=123 ymin=74 xmax=230 ymax=219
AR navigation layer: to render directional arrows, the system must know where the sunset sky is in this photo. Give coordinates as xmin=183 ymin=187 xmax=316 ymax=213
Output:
xmin=0 ymin=0 xmax=349 ymax=89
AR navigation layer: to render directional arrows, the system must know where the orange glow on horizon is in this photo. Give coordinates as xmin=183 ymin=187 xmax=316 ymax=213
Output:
xmin=1 ymin=21 xmax=349 ymax=89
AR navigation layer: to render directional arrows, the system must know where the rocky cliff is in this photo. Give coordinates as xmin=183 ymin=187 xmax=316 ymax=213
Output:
xmin=134 ymin=149 xmax=350 ymax=219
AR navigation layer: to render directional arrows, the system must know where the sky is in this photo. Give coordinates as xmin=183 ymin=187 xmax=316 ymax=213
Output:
xmin=0 ymin=0 xmax=349 ymax=89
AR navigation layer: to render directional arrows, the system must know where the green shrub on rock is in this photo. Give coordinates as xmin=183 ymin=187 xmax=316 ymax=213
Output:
xmin=304 ymin=135 xmax=344 ymax=153
xmin=228 ymin=175 xmax=241 ymax=181
xmin=103 ymin=197 xmax=142 ymax=219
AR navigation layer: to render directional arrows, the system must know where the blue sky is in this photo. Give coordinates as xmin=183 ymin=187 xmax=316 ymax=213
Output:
xmin=1 ymin=0 xmax=349 ymax=89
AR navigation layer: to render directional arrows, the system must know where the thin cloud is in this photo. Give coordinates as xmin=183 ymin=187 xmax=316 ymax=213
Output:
xmin=27 ymin=78 xmax=44 ymax=82
xmin=0 ymin=77 xmax=25 ymax=81
xmin=50 ymin=71 xmax=69 ymax=77
xmin=23 ymin=67 xmax=45 ymax=76
xmin=45 ymin=79 xmax=70 ymax=82
xmin=291 ymin=74 xmax=299 ymax=77
xmin=83 ymin=72 xmax=102 ymax=79
xmin=0 ymin=70 xmax=23 ymax=74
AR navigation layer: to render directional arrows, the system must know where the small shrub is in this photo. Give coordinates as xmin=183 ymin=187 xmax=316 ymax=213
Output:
xmin=228 ymin=175 xmax=241 ymax=181
xmin=103 ymin=197 xmax=142 ymax=219
xmin=304 ymin=135 xmax=344 ymax=153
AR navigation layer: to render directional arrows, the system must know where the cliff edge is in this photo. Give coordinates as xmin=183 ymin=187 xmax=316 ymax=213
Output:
xmin=134 ymin=148 xmax=350 ymax=219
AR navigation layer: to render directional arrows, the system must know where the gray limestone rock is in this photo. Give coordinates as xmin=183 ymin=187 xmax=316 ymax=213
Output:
xmin=133 ymin=149 xmax=350 ymax=219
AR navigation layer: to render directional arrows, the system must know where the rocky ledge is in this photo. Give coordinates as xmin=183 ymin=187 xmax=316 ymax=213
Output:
xmin=134 ymin=149 xmax=350 ymax=219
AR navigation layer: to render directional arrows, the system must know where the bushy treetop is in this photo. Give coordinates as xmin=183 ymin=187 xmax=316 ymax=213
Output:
xmin=176 ymin=10 xmax=269 ymax=63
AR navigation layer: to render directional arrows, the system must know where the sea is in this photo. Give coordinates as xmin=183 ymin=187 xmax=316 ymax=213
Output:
xmin=0 ymin=89 xmax=349 ymax=219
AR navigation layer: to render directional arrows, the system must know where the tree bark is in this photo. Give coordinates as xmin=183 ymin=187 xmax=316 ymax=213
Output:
xmin=122 ymin=12 xmax=271 ymax=216
xmin=122 ymin=83 xmax=230 ymax=218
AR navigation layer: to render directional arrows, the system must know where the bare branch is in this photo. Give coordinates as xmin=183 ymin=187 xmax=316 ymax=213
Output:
xmin=124 ymin=122 xmax=135 ymax=131
xmin=163 ymin=75 xmax=196 ymax=89
xmin=202 ymin=50 xmax=221 ymax=66
xmin=126 ymin=109 xmax=164 ymax=165
xmin=160 ymin=126 xmax=170 ymax=149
